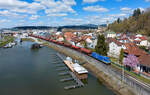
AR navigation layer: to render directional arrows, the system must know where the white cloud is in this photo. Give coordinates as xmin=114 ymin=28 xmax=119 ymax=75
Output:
xmin=110 ymin=13 xmax=127 ymax=17
xmin=0 ymin=0 xmax=44 ymax=14
xmin=138 ymin=7 xmax=145 ymax=12
xmin=84 ymin=15 xmax=115 ymax=24
xmin=83 ymin=0 xmax=105 ymax=3
xmin=0 ymin=10 xmax=28 ymax=19
xmin=120 ymin=7 xmax=132 ymax=13
xmin=62 ymin=0 xmax=76 ymax=5
xmin=145 ymin=0 xmax=150 ymax=2
xmin=30 ymin=15 xmax=40 ymax=20
xmin=0 ymin=19 xmax=10 ymax=23
xmin=0 ymin=10 xmax=19 ymax=17
xmin=0 ymin=0 xmax=28 ymax=9
xmin=62 ymin=18 xmax=85 ymax=25
xmin=35 ymin=0 xmax=76 ymax=17
xmin=120 ymin=7 xmax=131 ymax=11
xmin=83 ymin=5 xmax=109 ymax=12
xmin=47 ymin=13 xmax=67 ymax=17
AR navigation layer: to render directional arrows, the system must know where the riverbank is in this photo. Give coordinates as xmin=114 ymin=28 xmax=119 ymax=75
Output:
xmin=0 ymin=36 xmax=14 ymax=48
xmin=42 ymin=41 xmax=138 ymax=95
xmin=21 ymin=38 xmax=35 ymax=42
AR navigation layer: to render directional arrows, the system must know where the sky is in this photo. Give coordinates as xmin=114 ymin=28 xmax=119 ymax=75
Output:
xmin=0 ymin=0 xmax=150 ymax=28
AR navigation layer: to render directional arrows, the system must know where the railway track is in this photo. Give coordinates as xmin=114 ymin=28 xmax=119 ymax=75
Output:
xmin=31 ymin=35 xmax=150 ymax=94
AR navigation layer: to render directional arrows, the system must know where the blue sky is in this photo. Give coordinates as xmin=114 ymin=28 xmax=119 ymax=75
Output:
xmin=0 ymin=0 xmax=150 ymax=28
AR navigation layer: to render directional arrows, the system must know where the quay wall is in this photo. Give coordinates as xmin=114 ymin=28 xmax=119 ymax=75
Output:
xmin=43 ymin=41 xmax=150 ymax=95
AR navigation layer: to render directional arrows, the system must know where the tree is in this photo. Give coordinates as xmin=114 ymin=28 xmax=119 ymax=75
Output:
xmin=117 ymin=18 xmax=121 ymax=24
xmin=95 ymin=35 xmax=108 ymax=56
xmin=108 ymin=7 xmax=150 ymax=36
xmin=84 ymin=41 xmax=87 ymax=49
xmin=133 ymin=8 xmax=141 ymax=17
xmin=123 ymin=55 xmax=139 ymax=70
xmin=119 ymin=48 xmax=124 ymax=65
xmin=119 ymin=48 xmax=124 ymax=82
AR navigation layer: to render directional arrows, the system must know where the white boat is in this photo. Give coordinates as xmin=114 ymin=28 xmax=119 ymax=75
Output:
xmin=64 ymin=57 xmax=88 ymax=79
xmin=3 ymin=43 xmax=12 ymax=48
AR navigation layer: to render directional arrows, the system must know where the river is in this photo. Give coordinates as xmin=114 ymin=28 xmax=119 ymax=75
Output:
xmin=0 ymin=41 xmax=115 ymax=95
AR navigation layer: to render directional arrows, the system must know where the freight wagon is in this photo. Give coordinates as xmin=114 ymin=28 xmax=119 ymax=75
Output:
xmin=80 ymin=48 xmax=92 ymax=55
xmin=71 ymin=45 xmax=80 ymax=50
xmin=29 ymin=34 xmax=111 ymax=65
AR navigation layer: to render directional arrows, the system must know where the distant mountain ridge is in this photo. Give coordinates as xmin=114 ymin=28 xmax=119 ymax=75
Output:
xmin=1 ymin=24 xmax=106 ymax=31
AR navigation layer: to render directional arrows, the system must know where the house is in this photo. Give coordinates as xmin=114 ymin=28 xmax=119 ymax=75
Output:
xmin=20 ymin=33 xmax=28 ymax=38
xmin=76 ymin=42 xmax=83 ymax=48
xmin=137 ymin=54 xmax=150 ymax=73
xmin=132 ymin=35 xmax=149 ymax=46
xmin=55 ymin=32 xmax=62 ymax=35
xmin=139 ymin=37 xmax=148 ymax=46
xmin=104 ymin=30 xmax=116 ymax=38
xmin=107 ymin=38 xmax=125 ymax=58
xmin=136 ymin=34 xmax=142 ymax=38
xmin=124 ymin=43 xmax=147 ymax=57
xmin=56 ymin=35 xmax=64 ymax=41
xmin=123 ymin=43 xmax=150 ymax=74
xmin=140 ymin=40 xmax=149 ymax=46
xmin=64 ymin=32 xmax=76 ymax=40
xmin=86 ymin=38 xmax=97 ymax=49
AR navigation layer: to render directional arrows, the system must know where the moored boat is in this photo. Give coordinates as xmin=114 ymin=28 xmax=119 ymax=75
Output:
xmin=64 ymin=57 xmax=88 ymax=80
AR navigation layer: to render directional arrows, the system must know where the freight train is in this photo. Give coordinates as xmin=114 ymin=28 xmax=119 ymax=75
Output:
xmin=29 ymin=34 xmax=111 ymax=65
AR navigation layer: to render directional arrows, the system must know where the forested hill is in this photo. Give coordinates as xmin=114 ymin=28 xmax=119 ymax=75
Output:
xmin=108 ymin=8 xmax=150 ymax=36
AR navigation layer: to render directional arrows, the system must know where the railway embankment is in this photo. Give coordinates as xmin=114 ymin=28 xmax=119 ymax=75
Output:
xmin=41 ymin=40 xmax=150 ymax=95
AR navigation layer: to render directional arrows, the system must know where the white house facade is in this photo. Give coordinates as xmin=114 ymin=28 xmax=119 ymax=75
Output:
xmin=140 ymin=40 xmax=149 ymax=46
xmin=107 ymin=42 xmax=124 ymax=58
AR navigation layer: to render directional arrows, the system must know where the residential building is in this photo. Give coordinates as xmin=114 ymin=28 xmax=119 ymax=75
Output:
xmin=104 ymin=30 xmax=116 ymax=38
xmin=124 ymin=43 xmax=150 ymax=74
xmin=107 ymin=38 xmax=125 ymax=58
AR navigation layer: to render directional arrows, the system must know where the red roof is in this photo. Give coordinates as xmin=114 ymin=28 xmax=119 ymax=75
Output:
xmin=139 ymin=37 xmax=147 ymax=40
xmin=138 ymin=54 xmax=150 ymax=67
xmin=107 ymin=38 xmax=122 ymax=46
xmin=124 ymin=43 xmax=147 ymax=56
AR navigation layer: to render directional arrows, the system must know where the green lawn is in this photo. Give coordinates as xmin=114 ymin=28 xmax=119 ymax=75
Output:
xmin=21 ymin=38 xmax=35 ymax=42
xmin=0 ymin=36 xmax=14 ymax=47
xmin=110 ymin=57 xmax=118 ymax=63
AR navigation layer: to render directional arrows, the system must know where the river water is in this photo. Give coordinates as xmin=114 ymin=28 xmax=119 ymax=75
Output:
xmin=0 ymin=42 xmax=115 ymax=95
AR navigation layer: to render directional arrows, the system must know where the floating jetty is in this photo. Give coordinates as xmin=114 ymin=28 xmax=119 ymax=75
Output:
xmin=56 ymin=53 xmax=86 ymax=90
xmin=64 ymin=85 xmax=80 ymax=90
xmin=56 ymin=53 xmax=65 ymax=60
xmin=60 ymin=77 xmax=73 ymax=82
xmin=63 ymin=72 xmax=84 ymax=90
xmin=56 ymin=67 xmax=68 ymax=71
xmin=69 ymin=72 xmax=84 ymax=86
xmin=55 ymin=64 xmax=65 ymax=67
xmin=58 ymin=72 xmax=70 ymax=76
